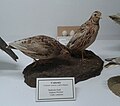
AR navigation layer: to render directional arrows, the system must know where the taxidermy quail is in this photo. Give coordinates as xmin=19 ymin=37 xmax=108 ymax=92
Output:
xmin=8 ymin=35 xmax=70 ymax=62
xmin=67 ymin=11 xmax=102 ymax=60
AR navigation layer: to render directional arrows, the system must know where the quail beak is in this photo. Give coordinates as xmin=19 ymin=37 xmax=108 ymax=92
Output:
xmin=97 ymin=16 xmax=102 ymax=19
xmin=98 ymin=16 xmax=102 ymax=19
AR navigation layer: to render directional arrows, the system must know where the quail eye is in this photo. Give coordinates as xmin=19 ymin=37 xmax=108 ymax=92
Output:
xmin=94 ymin=13 xmax=97 ymax=16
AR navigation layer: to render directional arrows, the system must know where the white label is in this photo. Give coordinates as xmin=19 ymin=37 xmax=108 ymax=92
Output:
xmin=36 ymin=77 xmax=75 ymax=102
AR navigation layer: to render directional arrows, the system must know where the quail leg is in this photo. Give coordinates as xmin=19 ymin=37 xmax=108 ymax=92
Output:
xmin=81 ymin=51 xmax=86 ymax=61
xmin=81 ymin=51 xmax=84 ymax=61
xmin=32 ymin=59 xmax=38 ymax=67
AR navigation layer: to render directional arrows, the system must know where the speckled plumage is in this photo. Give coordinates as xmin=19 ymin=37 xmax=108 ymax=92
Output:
xmin=67 ymin=11 xmax=102 ymax=58
xmin=9 ymin=35 xmax=69 ymax=60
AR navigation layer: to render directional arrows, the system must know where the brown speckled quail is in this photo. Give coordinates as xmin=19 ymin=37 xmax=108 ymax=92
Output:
xmin=67 ymin=11 xmax=102 ymax=60
xmin=8 ymin=35 xmax=70 ymax=62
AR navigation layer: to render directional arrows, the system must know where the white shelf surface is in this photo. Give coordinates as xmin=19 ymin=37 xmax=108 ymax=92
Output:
xmin=0 ymin=40 xmax=120 ymax=106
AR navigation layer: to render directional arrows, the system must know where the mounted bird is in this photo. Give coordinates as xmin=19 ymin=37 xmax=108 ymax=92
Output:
xmin=8 ymin=35 xmax=70 ymax=63
xmin=67 ymin=11 xmax=102 ymax=60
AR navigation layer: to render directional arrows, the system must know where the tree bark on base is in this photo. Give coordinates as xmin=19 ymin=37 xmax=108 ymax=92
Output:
xmin=23 ymin=50 xmax=104 ymax=88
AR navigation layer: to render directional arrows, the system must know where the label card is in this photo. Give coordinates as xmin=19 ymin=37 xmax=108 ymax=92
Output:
xmin=36 ymin=77 xmax=75 ymax=102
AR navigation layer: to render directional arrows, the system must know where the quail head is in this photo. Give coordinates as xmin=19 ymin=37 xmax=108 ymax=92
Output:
xmin=67 ymin=11 xmax=102 ymax=60
xmin=8 ymin=35 xmax=70 ymax=61
xmin=0 ymin=37 xmax=18 ymax=61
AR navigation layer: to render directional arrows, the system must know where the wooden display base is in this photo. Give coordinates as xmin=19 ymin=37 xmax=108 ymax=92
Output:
xmin=23 ymin=50 xmax=104 ymax=88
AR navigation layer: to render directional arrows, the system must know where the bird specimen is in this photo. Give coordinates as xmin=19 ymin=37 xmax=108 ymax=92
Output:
xmin=0 ymin=37 xmax=18 ymax=61
xmin=109 ymin=13 xmax=120 ymax=25
xmin=8 ymin=35 xmax=70 ymax=62
xmin=104 ymin=57 xmax=120 ymax=68
xmin=67 ymin=11 xmax=102 ymax=60
xmin=104 ymin=13 xmax=120 ymax=68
